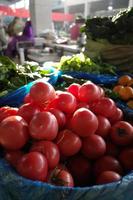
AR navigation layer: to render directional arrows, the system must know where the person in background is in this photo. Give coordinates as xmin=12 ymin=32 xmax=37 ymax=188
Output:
xmin=69 ymin=16 xmax=85 ymax=41
xmin=7 ymin=17 xmax=25 ymax=37
xmin=0 ymin=18 xmax=8 ymax=55
xmin=5 ymin=20 xmax=34 ymax=58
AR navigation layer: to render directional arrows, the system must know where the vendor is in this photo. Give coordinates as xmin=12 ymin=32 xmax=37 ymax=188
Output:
xmin=69 ymin=16 xmax=85 ymax=41
xmin=5 ymin=20 xmax=34 ymax=58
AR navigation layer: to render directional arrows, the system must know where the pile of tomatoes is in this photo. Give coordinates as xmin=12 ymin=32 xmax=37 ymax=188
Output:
xmin=0 ymin=80 xmax=133 ymax=187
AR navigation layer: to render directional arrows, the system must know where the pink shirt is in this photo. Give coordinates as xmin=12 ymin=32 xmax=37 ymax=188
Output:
xmin=70 ymin=23 xmax=80 ymax=40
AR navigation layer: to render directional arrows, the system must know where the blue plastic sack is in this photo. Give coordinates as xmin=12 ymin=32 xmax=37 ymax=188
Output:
xmin=62 ymin=71 xmax=118 ymax=85
xmin=0 ymin=71 xmax=59 ymax=107
xmin=0 ymin=158 xmax=133 ymax=200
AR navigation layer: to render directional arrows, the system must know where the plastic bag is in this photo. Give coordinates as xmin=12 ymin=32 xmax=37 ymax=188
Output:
xmin=0 ymin=71 xmax=59 ymax=107
xmin=63 ymin=71 xmax=118 ymax=86
xmin=0 ymin=158 xmax=133 ymax=200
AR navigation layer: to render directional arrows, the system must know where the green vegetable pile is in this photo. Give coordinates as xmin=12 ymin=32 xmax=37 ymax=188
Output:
xmin=0 ymin=56 xmax=52 ymax=97
xmin=82 ymin=8 xmax=133 ymax=73
xmin=59 ymin=53 xmax=116 ymax=74
xmin=83 ymin=8 xmax=133 ymax=45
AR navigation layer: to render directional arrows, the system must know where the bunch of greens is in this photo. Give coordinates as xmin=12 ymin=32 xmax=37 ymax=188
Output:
xmin=59 ymin=53 xmax=116 ymax=75
xmin=83 ymin=8 xmax=133 ymax=45
xmin=0 ymin=56 xmax=51 ymax=97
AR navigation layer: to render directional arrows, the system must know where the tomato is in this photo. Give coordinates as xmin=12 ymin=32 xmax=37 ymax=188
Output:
xmin=55 ymin=92 xmax=77 ymax=114
xmin=0 ymin=107 xmax=18 ymax=123
xmin=82 ymin=134 xmax=106 ymax=160
xmin=96 ymin=115 xmax=111 ymax=138
xmin=76 ymin=102 xmax=90 ymax=109
xmin=24 ymin=93 xmax=33 ymax=104
xmin=93 ymin=155 xmax=123 ymax=177
xmin=90 ymin=97 xmax=117 ymax=118
xmin=67 ymin=83 xmax=81 ymax=98
xmin=0 ymin=116 xmax=29 ymax=150
xmin=119 ymin=148 xmax=133 ymax=171
xmin=71 ymin=108 xmax=98 ymax=137
xmin=48 ymin=108 xmax=66 ymax=129
xmin=110 ymin=121 xmax=133 ymax=146
xmin=48 ymin=168 xmax=74 ymax=187
xmin=106 ymin=141 xmax=120 ymax=157
xmin=30 ymin=141 xmax=60 ymax=169
xmin=96 ymin=171 xmax=121 ymax=185
xmin=98 ymin=86 xmax=105 ymax=98
xmin=67 ymin=154 xmax=91 ymax=186
xmin=56 ymin=129 xmax=82 ymax=156
xmin=46 ymin=98 xmax=58 ymax=109
xmin=109 ymin=108 xmax=123 ymax=125
xmin=65 ymin=116 xmax=73 ymax=130
xmin=29 ymin=112 xmax=58 ymax=140
xmin=0 ymin=106 xmax=10 ymax=113
xmin=17 ymin=152 xmax=48 ymax=181
xmin=5 ymin=150 xmax=23 ymax=168
xmin=30 ymin=81 xmax=56 ymax=106
xmin=18 ymin=103 xmax=40 ymax=124
xmin=78 ymin=82 xmax=101 ymax=103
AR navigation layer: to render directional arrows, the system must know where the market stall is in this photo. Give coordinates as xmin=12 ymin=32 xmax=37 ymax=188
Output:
xmin=0 ymin=2 xmax=133 ymax=200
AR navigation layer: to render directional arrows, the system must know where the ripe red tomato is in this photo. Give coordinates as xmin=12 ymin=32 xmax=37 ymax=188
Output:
xmin=76 ymin=102 xmax=90 ymax=109
xmin=0 ymin=107 xmax=18 ymax=123
xmin=55 ymin=92 xmax=77 ymax=114
xmin=119 ymin=148 xmax=133 ymax=171
xmin=98 ymin=86 xmax=105 ymax=98
xmin=96 ymin=115 xmax=111 ymax=138
xmin=67 ymin=154 xmax=91 ymax=186
xmin=48 ymin=168 xmax=74 ymax=187
xmin=18 ymin=103 xmax=40 ymax=124
xmin=110 ymin=121 xmax=133 ymax=146
xmin=82 ymin=134 xmax=106 ymax=160
xmin=5 ymin=150 xmax=23 ymax=168
xmin=78 ymin=82 xmax=101 ymax=103
xmin=67 ymin=83 xmax=81 ymax=98
xmin=93 ymin=155 xmax=123 ymax=177
xmin=29 ymin=112 xmax=58 ymax=140
xmin=0 ymin=116 xmax=29 ymax=150
xmin=56 ymin=129 xmax=82 ymax=156
xmin=109 ymin=108 xmax=123 ymax=125
xmin=106 ymin=141 xmax=120 ymax=157
xmin=17 ymin=152 xmax=48 ymax=181
xmin=71 ymin=108 xmax=98 ymax=137
xmin=96 ymin=171 xmax=121 ymax=185
xmin=48 ymin=108 xmax=66 ymax=129
xmin=90 ymin=97 xmax=117 ymax=118
xmin=30 ymin=81 xmax=56 ymax=105
xmin=30 ymin=141 xmax=60 ymax=169
xmin=0 ymin=106 xmax=10 ymax=113
xmin=24 ymin=93 xmax=33 ymax=104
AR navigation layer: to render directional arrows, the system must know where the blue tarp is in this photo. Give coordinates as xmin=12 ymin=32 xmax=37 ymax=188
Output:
xmin=62 ymin=71 xmax=118 ymax=85
xmin=0 ymin=158 xmax=133 ymax=200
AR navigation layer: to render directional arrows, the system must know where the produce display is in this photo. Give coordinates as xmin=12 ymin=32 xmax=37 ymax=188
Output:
xmin=113 ymin=75 xmax=133 ymax=109
xmin=59 ymin=53 xmax=116 ymax=75
xmin=83 ymin=8 xmax=133 ymax=73
xmin=0 ymin=56 xmax=52 ymax=97
xmin=0 ymin=80 xmax=133 ymax=188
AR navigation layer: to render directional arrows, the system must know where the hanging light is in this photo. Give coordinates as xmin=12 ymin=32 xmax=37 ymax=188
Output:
xmin=108 ymin=1 xmax=113 ymax=11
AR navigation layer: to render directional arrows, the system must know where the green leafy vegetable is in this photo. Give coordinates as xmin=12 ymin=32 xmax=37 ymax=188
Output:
xmin=59 ymin=53 xmax=116 ymax=75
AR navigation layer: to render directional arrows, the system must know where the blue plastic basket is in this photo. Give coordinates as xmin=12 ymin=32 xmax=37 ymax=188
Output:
xmin=0 ymin=70 xmax=59 ymax=107
xmin=0 ymin=158 xmax=133 ymax=200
